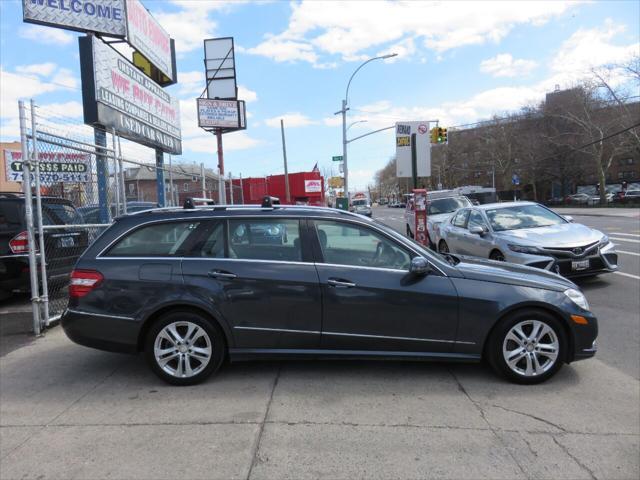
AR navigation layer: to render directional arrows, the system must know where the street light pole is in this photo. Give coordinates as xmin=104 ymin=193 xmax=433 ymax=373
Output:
xmin=336 ymin=53 xmax=397 ymax=201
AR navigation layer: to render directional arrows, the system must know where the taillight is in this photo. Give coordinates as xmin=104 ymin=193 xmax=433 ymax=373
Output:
xmin=69 ymin=270 xmax=104 ymax=298
xmin=9 ymin=231 xmax=31 ymax=254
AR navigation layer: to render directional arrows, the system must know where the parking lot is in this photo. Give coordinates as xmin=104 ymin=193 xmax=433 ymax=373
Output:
xmin=0 ymin=207 xmax=639 ymax=480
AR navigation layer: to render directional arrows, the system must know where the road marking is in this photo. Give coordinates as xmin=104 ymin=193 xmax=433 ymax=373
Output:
xmin=610 ymin=237 xmax=640 ymax=244
xmin=614 ymin=271 xmax=640 ymax=280
xmin=617 ymin=250 xmax=640 ymax=257
xmin=608 ymin=232 xmax=640 ymax=237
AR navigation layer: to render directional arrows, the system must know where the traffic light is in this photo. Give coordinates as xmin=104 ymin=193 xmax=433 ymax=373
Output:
xmin=430 ymin=127 xmax=438 ymax=144
xmin=441 ymin=127 xmax=448 ymax=144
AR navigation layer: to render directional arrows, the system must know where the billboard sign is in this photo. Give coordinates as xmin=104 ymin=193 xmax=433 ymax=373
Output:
xmin=125 ymin=0 xmax=175 ymax=83
xmin=197 ymin=99 xmax=246 ymax=130
xmin=22 ymin=0 xmax=126 ymax=36
xmin=5 ymin=150 xmax=90 ymax=183
xmin=395 ymin=122 xmax=431 ymax=178
xmin=79 ymin=36 xmax=181 ymax=154
xmin=304 ymin=179 xmax=322 ymax=193
xmin=204 ymin=37 xmax=237 ymax=100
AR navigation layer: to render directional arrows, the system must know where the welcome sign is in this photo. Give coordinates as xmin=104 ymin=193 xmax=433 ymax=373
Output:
xmin=23 ymin=0 xmax=126 ymax=36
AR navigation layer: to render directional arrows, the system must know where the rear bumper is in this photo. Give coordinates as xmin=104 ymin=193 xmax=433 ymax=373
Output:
xmin=61 ymin=308 xmax=140 ymax=353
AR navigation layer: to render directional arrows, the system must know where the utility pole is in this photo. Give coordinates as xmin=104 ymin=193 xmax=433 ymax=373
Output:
xmin=280 ymin=119 xmax=291 ymax=204
xmin=168 ymin=154 xmax=175 ymax=206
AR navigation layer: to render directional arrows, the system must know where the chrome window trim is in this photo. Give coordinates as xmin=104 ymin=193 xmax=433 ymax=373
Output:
xmin=66 ymin=308 xmax=136 ymax=321
xmin=323 ymin=331 xmax=475 ymax=345
xmin=95 ymin=214 xmax=447 ymax=276
xmin=316 ymin=263 xmax=409 ymax=274
xmin=234 ymin=326 xmax=320 ymax=335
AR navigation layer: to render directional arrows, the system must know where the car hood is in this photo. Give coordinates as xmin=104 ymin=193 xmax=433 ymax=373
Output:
xmin=451 ymin=255 xmax=575 ymax=292
xmin=494 ymin=223 xmax=603 ymax=248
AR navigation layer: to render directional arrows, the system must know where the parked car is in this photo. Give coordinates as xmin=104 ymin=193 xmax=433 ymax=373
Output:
xmin=567 ymin=193 xmax=590 ymax=205
xmin=62 ymin=201 xmax=597 ymax=386
xmin=437 ymin=201 xmax=618 ymax=278
xmin=349 ymin=198 xmax=372 ymax=217
xmin=0 ymin=193 xmax=88 ymax=300
xmin=405 ymin=193 xmax=472 ymax=249
xmin=617 ymin=189 xmax=640 ymax=205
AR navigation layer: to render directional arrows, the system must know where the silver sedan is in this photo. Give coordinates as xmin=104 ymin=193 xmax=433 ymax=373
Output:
xmin=436 ymin=201 xmax=618 ymax=277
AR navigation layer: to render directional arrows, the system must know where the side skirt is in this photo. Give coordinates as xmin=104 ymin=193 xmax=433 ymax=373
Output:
xmin=228 ymin=348 xmax=481 ymax=363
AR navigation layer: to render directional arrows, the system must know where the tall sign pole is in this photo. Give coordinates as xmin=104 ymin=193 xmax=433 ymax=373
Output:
xmin=155 ymin=150 xmax=165 ymax=206
xmin=216 ymin=129 xmax=225 ymax=204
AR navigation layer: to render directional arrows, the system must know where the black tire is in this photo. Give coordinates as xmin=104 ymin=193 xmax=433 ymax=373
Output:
xmin=438 ymin=240 xmax=449 ymax=253
xmin=406 ymin=225 xmax=414 ymax=239
xmin=145 ymin=310 xmax=226 ymax=386
xmin=490 ymin=249 xmax=505 ymax=261
xmin=486 ymin=309 xmax=567 ymax=385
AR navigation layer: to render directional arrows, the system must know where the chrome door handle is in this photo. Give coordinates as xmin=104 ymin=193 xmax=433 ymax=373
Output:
xmin=327 ymin=279 xmax=356 ymax=288
xmin=208 ymin=270 xmax=237 ymax=280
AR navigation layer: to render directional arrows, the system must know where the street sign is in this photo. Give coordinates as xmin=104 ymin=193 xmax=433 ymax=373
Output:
xmin=512 ymin=174 xmax=520 ymax=185
xmin=197 ymin=99 xmax=246 ymax=130
xmin=204 ymin=37 xmax=237 ymax=100
xmin=338 ymin=163 xmax=344 ymax=173
xmin=396 ymin=122 xmax=431 ymax=178
xmin=332 ymin=155 xmax=343 ymax=162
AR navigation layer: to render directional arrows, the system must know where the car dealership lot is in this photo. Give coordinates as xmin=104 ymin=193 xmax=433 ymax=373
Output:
xmin=0 ymin=207 xmax=638 ymax=479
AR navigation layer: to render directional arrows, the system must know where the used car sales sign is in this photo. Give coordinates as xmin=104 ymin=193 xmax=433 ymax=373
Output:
xmin=79 ymin=36 xmax=182 ymax=154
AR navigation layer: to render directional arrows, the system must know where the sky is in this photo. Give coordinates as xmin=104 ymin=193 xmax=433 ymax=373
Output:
xmin=1 ymin=0 xmax=639 ymax=189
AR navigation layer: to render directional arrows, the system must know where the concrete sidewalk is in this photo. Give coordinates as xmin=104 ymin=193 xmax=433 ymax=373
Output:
xmin=1 ymin=327 xmax=638 ymax=480
xmin=553 ymin=207 xmax=640 ymax=218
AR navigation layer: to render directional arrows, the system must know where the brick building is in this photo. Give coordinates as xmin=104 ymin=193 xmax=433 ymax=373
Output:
xmin=430 ymin=88 xmax=640 ymax=201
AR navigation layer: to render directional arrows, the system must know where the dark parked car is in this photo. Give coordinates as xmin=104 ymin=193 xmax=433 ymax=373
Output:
xmin=61 ymin=202 xmax=598 ymax=385
xmin=1 ymin=193 xmax=87 ymax=300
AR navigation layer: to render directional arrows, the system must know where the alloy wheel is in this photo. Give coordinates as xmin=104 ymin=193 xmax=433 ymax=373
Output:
xmin=153 ymin=321 xmax=212 ymax=378
xmin=502 ymin=320 xmax=559 ymax=377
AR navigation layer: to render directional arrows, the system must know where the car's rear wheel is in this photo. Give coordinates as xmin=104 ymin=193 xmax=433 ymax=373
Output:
xmin=487 ymin=309 xmax=566 ymax=384
xmin=145 ymin=311 xmax=225 ymax=386
xmin=490 ymin=249 xmax=505 ymax=261
xmin=438 ymin=240 xmax=449 ymax=253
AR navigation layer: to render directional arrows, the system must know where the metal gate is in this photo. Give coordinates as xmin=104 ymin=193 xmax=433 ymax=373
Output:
xmin=15 ymin=99 xmax=243 ymax=334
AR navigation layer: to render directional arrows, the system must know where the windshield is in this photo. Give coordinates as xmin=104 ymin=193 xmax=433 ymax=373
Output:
xmin=428 ymin=197 xmax=471 ymax=215
xmin=485 ymin=204 xmax=566 ymax=232
xmin=352 ymin=199 xmax=368 ymax=206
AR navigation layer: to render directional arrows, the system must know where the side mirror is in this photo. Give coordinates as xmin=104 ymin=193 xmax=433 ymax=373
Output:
xmin=469 ymin=225 xmax=485 ymax=235
xmin=410 ymin=257 xmax=430 ymax=276
xmin=564 ymin=215 xmax=574 ymax=223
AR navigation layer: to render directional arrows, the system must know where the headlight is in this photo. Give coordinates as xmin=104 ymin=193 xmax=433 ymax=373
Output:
xmin=508 ymin=244 xmax=540 ymax=254
xmin=599 ymin=235 xmax=609 ymax=246
xmin=564 ymin=288 xmax=590 ymax=311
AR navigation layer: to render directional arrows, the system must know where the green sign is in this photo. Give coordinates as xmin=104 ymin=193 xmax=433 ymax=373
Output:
xmin=332 ymin=155 xmax=343 ymax=162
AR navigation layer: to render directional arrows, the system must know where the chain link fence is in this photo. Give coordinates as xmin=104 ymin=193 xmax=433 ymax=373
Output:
xmin=15 ymin=100 xmax=242 ymax=333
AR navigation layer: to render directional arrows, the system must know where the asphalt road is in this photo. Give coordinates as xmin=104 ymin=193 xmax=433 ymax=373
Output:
xmin=372 ymin=205 xmax=640 ymax=380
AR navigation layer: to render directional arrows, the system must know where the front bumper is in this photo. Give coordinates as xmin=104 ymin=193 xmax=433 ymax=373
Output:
xmin=504 ymin=242 xmax=618 ymax=277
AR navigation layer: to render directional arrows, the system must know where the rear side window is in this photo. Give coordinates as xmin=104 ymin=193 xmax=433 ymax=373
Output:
xmin=228 ymin=219 xmax=301 ymax=262
xmin=106 ymin=221 xmax=200 ymax=257
xmin=44 ymin=202 xmax=82 ymax=224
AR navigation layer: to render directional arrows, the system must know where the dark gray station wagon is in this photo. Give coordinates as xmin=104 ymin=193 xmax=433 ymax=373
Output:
xmin=61 ymin=201 xmax=598 ymax=385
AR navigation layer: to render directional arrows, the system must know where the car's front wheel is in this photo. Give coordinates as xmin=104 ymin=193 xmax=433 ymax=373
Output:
xmin=438 ymin=240 xmax=449 ymax=253
xmin=145 ymin=310 xmax=226 ymax=386
xmin=487 ymin=309 xmax=567 ymax=384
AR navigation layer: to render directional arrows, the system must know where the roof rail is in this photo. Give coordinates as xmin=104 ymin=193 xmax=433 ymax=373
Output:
xmin=128 ymin=203 xmax=365 ymax=218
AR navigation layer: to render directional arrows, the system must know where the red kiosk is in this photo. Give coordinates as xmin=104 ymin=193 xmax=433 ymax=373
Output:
xmin=412 ymin=189 xmax=428 ymax=246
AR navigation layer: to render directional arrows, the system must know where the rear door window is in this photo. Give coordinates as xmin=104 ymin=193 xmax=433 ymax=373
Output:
xmin=228 ymin=219 xmax=302 ymax=262
xmin=106 ymin=221 xmax=201 ymax=257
